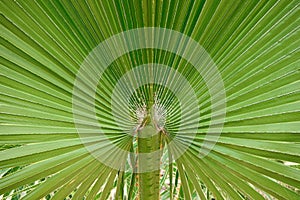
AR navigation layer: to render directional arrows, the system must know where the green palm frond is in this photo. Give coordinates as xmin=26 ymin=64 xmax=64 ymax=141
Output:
xmin=1 ymin=0 xmax=299 ymax=200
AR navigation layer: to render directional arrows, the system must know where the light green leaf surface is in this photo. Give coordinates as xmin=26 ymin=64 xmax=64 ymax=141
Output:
xmin=1 ymin=0 xmax=299 ymax=199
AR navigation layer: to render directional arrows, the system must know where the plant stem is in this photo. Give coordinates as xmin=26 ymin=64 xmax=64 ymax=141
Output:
xmin=138 ymin=124 xmax=162 ymax=200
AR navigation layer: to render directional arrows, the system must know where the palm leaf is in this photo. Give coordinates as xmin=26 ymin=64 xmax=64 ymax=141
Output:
xmin=1 ymin=0 xmax=299 ymax=199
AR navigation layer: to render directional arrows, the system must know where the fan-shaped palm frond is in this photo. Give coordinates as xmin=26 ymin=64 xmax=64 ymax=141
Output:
xmin=1 ymin=0 xmax=299 ymax=200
